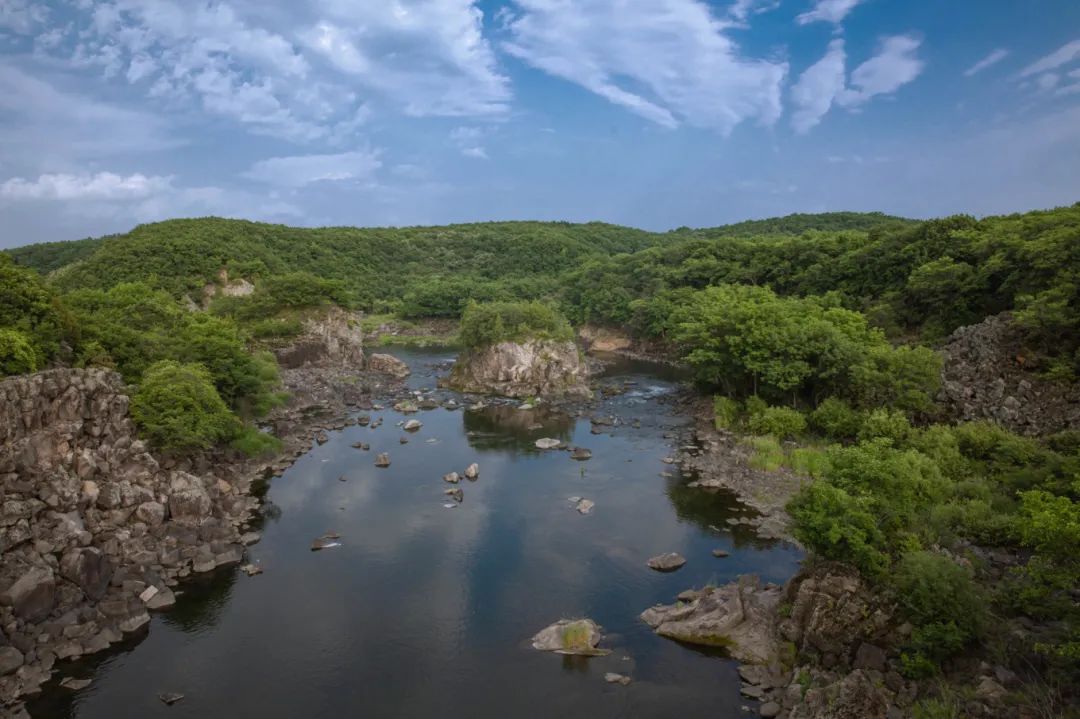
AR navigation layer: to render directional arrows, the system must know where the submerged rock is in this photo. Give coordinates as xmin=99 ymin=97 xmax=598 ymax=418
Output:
xmin=640 ymin=575 xmax=782 ymax=664
xmin=444 ymin=488 xmax=464 ymax=503
xmin=646 ymin=553 xmax=687 ymax=572
xmin=531 ymin=619 xmax=610 ymax=656
xmin=158 ymin=692 xmax=185 ymax=706
xmin=393 ymin=400 xmax=419 ymax=414
xmin=712 ymin=549 xmax=730 ymax=558
xmin=575 ymin=498 xmax=595 ymax=515
xmin=59 ymin=677 xmax=92 ymax=691
xmin=447 ymin=340 xmax=590 ymax=399
xmin=240 ymin=564 xmax=263 ymax=577
xmin=604 ymin=673 xmax=632 ymax=686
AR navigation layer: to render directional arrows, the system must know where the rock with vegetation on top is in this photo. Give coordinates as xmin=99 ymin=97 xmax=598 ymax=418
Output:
xmin=531 ymin=619 xmax=610 ymax=656
xmin=368 ymin=353 xmax=411 ymax=379
xmin=448 ymin=340 xmax=590 ymax=399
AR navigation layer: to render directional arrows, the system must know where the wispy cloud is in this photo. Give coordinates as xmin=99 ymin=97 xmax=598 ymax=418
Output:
xmin=964 ymin=48 xmax=1009 ymax=77
xmin=791 ymin=39 xmax=846 ymax=133
xmin=1019 ymin=39 xmax=1080 ymax=77
xmin=795 ymin=0 xmax=866 ymax=26
xmin=0 ymin=172 xmax=172 ymax=201
xmin=450 ymin=127 xmax=489 ymax=159
xmin=503 ymin=0 xmax=787 ymax=134
xmin=243 ymin=150 xmax=382 ymax=188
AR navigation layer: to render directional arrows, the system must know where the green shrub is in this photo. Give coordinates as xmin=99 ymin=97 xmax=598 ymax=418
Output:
xmin=748 ymin=406 xmax=807 ymax=439
xmin=810 ymin=397 xmax=863 ymax=439
xmin=713 ymin=395 xmax=740 ymax=429
xmin=787 ymin=447 xmax=831 ymax=479
xmin=892 ymin=550 xmax=985 ymax=672
xmin=857 ymin=408 xmax=912 ymax=444
xmin=132 ymin=361 xmax=239 ymax=451
xmin=0 ymin=328 xmax=38 ymax=376
xmin=746 ymin=435 xmax=784 ymax=471
xmin=744 ymin=394 xmax=768 ymax=418
xmin=458 ymin=300 xmax=573 ymax=349
xmin=230 ymin=425 xmax=284 ymax=458
xmin=788 ymin=481 xmax=889 ymax=576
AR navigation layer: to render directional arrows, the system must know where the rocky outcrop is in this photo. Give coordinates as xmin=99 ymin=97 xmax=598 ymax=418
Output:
xmin=201 ymin=268 xmax=255 ymax=307
xmin=446 ymin=340 xmax=589 ymax=399
xmin=939 ymin=313 xmax=1080 ymax=435
xmin=640 ymin=575 xmax=783 ymax=664
xmin=368 ymin=353 xmax=410 ymax=379
xmin=0 ymin=369 xmax=259 ymax=707
xmin=577 ymin=325 xmax=632 ymax=353
xmin=273 ymin=306 xmax=365 ymax=370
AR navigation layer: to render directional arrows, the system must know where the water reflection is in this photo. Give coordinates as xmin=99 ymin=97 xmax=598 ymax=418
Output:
xmin=30 ymin=347 xmax=802 ymax=719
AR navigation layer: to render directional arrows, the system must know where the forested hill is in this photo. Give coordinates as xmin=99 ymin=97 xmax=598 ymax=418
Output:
xmin=689 ymin=210 xmax=916 ymax=237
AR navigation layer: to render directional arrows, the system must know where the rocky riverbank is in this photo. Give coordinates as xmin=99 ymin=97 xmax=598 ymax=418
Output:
xmin=0 ymin=312 xmax=426 ymax=714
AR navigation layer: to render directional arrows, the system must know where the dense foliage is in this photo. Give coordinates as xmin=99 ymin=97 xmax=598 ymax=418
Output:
xmin=131 ymin=361 xmax=239 ymax=451
xmin=458 ymin=300 xmax=574 ymax=349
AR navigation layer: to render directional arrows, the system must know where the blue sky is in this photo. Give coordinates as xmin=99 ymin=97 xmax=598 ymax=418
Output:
xmin=1 ymin=0 xmax=1079 ymax=246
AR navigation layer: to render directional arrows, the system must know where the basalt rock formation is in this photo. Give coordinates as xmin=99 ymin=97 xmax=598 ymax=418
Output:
xmin=446 ymin=340 xmax=589 ymax=399
xmin=0 ymin=369 xmax=258 ymax=707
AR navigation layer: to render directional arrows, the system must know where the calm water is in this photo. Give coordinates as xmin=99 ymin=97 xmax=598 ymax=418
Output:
xmin=30 ymin=349 xmax=801 ymax=719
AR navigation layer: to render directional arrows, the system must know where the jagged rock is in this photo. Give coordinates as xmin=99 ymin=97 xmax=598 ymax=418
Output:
xmin=134 ymin=501 xmax=166 ymax=526
xmin=273 ymin=306 xmax=364 ymax=369
xmin=778 ymin=565 xmax=892 ymax=659
xmin=375 ymin=453 xmax=391 ymax=468
xmin=463 ymin=463 xmax=479 ymax=479
xmin=531 ymin=619 xmax=610 ymax=656
xmin=575 ymin=499 xmax=595 ymax=515
xmin=447 ymin=340 xmax=590 ymax=399
xmin=59 ymin=548 xmax=112 ymax=601
xmin=646 ymin=552 xmax=687 ymax=572
xmin=368 ymin=353 xmax=411 ymax=379
xmin=1 ymin=566 xmax=55 ymax=622
xmin=0 ymin=646 xmax=24 ymax=675
xmin=641 ymin=576 xmax=782 ymax=664
xmin=790 ymin=669 xmax=889 ymax=719
xmin=853 ymin=642 xmax=887 ymax=672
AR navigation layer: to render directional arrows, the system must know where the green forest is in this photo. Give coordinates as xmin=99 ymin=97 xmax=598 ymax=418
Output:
xmin=3 ymin=204 xmax=1080 ymax=707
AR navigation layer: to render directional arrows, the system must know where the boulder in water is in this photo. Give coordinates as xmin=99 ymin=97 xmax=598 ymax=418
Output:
xmin=535 ymin=438 xmax=562 ymax=450
xmin=531 ymin=619 xmax=610 ymax=656
xmin=463 ymin=463 xmax=480 ymax=479
xmin=368 ymin=353 xmax=411 ymax=378
xmin=447 ymin=340 xmax=589 ymax=399
xmin=374 ymin=453 xmax=391 ymax=467
xmin=647 ymin=552 xmax=686 ymax=572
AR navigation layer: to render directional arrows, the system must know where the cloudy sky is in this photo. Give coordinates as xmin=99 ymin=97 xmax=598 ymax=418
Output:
xmin=1 ymin=0 xmax=1079 ymax=246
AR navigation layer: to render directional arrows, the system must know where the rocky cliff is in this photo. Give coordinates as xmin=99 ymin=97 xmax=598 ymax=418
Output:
xmin=939 ymin=313 xmax=1080 ymax=435
xmin=0 ymin=369 xmax=259 ymax=707
xmin=273 ymin=306 xmax=365 ymax=370
xmin=446 ymin=340 xmax=589 ymax=399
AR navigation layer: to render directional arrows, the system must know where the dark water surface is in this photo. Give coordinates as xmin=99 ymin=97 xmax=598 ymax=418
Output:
xmin=30 ymin=349 xmax=801 ymax=719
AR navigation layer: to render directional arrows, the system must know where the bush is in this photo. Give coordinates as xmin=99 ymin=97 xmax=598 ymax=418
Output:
xmin=458 ymin=300 xmax=574 ymax=349
xmin=892 ymin=551 xmax=985 ymax=672
xmin=131 ymin=361 xmax=239 ymax=451
xmin=744 ymin=394 xmax=768 ymax=418
xmin=713 ymin=395 xmax=740 ymax=429
xmin=0 ymin=328 xmax=38 ymax=376
xmin=788 ymin=481 xmax=889 ymax=576
xmin=787 ymin=447 xmax=831 ymax=478
xmin=810 ymin=397 xmax=863 ymax=439
xmin=857 ymin=408 xmax=912 ymax=444
xmin=748 ymin=406 xmax=807 ymax=439
xmin=230 ymin=425 xmax=283 ymax=458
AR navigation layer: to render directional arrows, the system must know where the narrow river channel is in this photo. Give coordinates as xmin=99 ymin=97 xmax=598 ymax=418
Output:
xmin=30 ymin=348 xmax=802 ymax=719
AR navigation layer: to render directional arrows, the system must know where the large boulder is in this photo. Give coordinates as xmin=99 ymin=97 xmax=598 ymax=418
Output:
xmin=640 ymin=575 xmax=782 ymax=664
xmin=60 ymin=548 xmax=113 ymax=601
xmin=447 ymin=340 xmax=589 ymax=399
xmin=531 ymin=619 xmax=610 ymax=656
xmin=368 ymin=353 xmax=410 ymax=379
xmin=0 ymin=566 xmax=56 ymax=622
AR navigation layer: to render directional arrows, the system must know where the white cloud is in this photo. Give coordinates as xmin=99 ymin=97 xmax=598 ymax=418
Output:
xmin=242 ymin=150 xmax=382 ymax=187
xmin=728 ymin=0 xmax=781 ymax=22
xmin=0 ymin=171 xmax=172 ymax=201
xmin=1019 ymin=39 xmax=1080 ymax=77
xmin=963 ymin=48 xmax=1009 ymax=77
xmin=791 ymin=39 xmax=846 ymax=133
xmin=450 ymin=126 xmax=489 ymax=159
xmin=0 ymin=0 xmax=48 ymax=34
xmin=300 ymin=1 xmax=510 ymax=117
xmin=795 ymin=0 xmax=865 ymax=26
xmin=839 ymin=34 xmax=924 ymax=106
xmin=503 ymin=0 xmax=787 ymax=133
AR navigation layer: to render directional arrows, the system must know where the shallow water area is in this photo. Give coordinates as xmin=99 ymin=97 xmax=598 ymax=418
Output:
xmin=29 ymin=348 xmax=802 ymax=719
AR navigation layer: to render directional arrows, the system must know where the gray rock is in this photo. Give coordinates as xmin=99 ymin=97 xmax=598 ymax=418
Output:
xmin=60 ymin=547 xmax=113 ymax=601
xmin=447 ymin=340 xmax=590 ymax=399
xmin=375 ymin=453 xmax=391 ymax=468
xmin=443 ymin=472 xmax=461 ymax=484
xmin=759 ymin=701 xmax=781 ymax=717
xmin=403 ymin=419 xmax=422 ymax=432
xmin=570 ymin=447 xmax=592 ymax=461
xmin=853 ymin=642 xmax=887 ymax=672
xmin=463 ymin=463 xmax=479 ymax=479
xmin=646 ymin=552 xmax=687 ymax=572
xmin=0 ymin=566 xmax=55 ymax=622
xmin=604 ymin=672 xmax=632 ymax=686
xmin=712 ymin=549 xmax=730 ymax=558
xmin=531 ymin=619 xmax=610 ymax=656
xmin=60 ymin=677 xmax=92 ymax=691
xmin=369 ymin=353 xmax=411 ymax=379
xmin=575 ymin=498 xmax=595 ymax=515
xmin=535 ymin=438 xmax=561 ymax=450
xmin=0 ymin=646 xmax=24 ymax=675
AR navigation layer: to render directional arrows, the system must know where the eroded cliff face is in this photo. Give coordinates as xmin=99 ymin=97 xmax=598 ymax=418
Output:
xmin=940 ymin=313 xmax=1080 ymax=435
xmin=0 ymin=369 xmax=257 ymax=706
xmin=273 ymin=306 xmax=365 ymax=370
xmin=446 ymin=340 xmax=589 ymax=399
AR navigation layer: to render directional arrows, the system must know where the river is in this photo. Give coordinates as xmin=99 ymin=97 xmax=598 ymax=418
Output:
xmin=28 ymin=348 xmax=801 ymax=718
